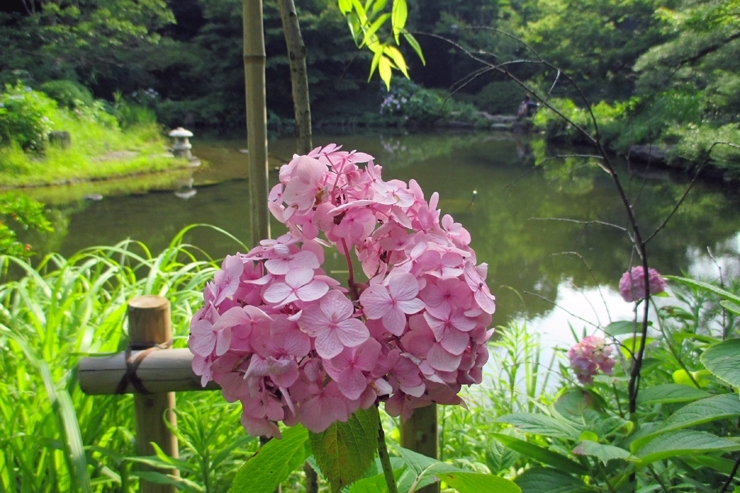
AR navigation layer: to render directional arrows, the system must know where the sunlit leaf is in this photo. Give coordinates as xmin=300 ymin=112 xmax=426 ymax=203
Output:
xmin=701 ymin=339 xmax=740 ymax=388
xmin=491 ymin=433 xmax=587 ymax=475
xmin=572 ymin=440 xmax=632 ymax=465
xmin=391 ymin=0 xmax=407 ymax=43
xmin=229 ymin=425 xmax=309 ymax=493
xmin=637 ymin=383 xmax=710 ymax=405
xmin=634 ymin=430 xmax=740 ymax=465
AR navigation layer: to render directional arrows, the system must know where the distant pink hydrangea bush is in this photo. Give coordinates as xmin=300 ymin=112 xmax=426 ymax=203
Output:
xmin=189 ymin=144 xmax=495 ymax=437
xmin=619 ymin=266 xmax=667 ymax=302
xmin=568 ymin=335 xmax=615 ymax=384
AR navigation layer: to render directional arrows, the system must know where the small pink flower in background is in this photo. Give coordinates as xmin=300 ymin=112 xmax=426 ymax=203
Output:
xmin=568 ymin=335 xmax=615 ymax=384
xmin=619 ymin=266 xmax=667 ymax=302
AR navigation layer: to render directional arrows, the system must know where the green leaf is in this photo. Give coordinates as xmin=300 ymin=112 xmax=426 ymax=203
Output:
xmin=685 ymin=454 xmax=738 ymax=475
xmin=383 ymin=45 xmax=408 ymax=78
xmin=634 ymin=430 xmax=740 ymax=466
xmin=514 ymin=467 xmax=589 ymax=493
xmin=721 ymin=300 xmax=740 ymax=316
xmin=436 ymin=472 xmax=521 ymax=493
xmin=229 ymin=425 xmax=309 ymax=493
xmin=338 ymin=0 xmax=353 ymax=14
xmin=402 ymin=32 xmax=426 ymax=65
xmin=495 ymin=413 xmax=580 ymax=440
xmin=491 ymin=434 xmax=587 ymax=475
xmin=637 ymin=384 xmax=710 ymax=405
xmin=603 ymin=320 xmax=637 ymax=337
xmin=309 ymin=407 xmax=379 ymax=492
xmin=359 ymin=13 xmax=390 ymax=48
xmin=666 ymin=276 xmax=740 ymax=306
xmin=633 ymin=394 xmax=740 ymax=450
xmin=378 ymin=55 xmax=393 ymax=91
xmin=390 ymin=0 xmax=407 ymax=43
xmin=572 ymin=441 xmax=632 ymax=465
xmin=702 ymin=339 xmax=740 ymax=388
xmin=486 ymin=439 xmax=519 ymax=474
xmin=131 ymin=471 xmax=203 ymax=492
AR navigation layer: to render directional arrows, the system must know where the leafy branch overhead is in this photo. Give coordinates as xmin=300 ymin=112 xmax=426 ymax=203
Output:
xmin=337 ymin=0 xmax=424 ymax=89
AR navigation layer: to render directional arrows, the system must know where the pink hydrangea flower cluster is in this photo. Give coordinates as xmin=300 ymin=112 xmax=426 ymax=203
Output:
xmin=189 ymin=144 xmax=495 ymax=438
xmin=619 ymin=266 xmax=667 ymax=302
xmin=568 ymin=335 xmax=615 ymax=384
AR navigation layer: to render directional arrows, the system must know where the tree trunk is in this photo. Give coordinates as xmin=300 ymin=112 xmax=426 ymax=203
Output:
xmin=243 ymin=0 xmax=271 ymax=244
xmin=278 ymin=0 xmax=312 ymax=154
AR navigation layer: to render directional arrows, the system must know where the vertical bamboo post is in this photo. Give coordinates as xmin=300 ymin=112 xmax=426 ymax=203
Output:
xmin=129 ymin=295 xmax=178 ymax=493
xmin=401 ymin=405 xmax=439 ymax=493
xmin=243 ymin=0 xmax=271 ymax=244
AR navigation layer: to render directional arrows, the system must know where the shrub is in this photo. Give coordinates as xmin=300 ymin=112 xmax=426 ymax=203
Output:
xmin=0 ymin=83 xmax=58 ymax=151
xmin=379 ymin=79 xmax=446 ymax=127
xmin=39 ymin=80 xmax=94 ymax=110
xmin=472 ymin=80 xmax=524 ymax=115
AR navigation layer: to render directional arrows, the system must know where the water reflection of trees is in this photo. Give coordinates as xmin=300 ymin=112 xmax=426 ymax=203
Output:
xmin=51 ymin=134 xmax=740 ymax=328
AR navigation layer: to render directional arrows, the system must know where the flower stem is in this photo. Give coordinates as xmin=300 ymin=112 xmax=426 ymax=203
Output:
xmin=341 ymin=238 xmax=359 ymax=300
xmin=376 ymin=407 xmax=399 ymax=493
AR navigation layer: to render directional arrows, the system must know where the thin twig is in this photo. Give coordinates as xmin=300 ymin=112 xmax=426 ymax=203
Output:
xmin=523 ymin=290 xmax=599 ymax=328
xmin=528 ymin=217 xmax=627 ymax=232
xmin=720 ymin=454 xmax=740 ymax=493
xmin=376 ymin=408 xmax=399 ymax=493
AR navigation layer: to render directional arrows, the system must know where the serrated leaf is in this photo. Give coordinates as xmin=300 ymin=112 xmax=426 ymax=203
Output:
xmin=491 ymin=434 xmax=587 ymax=475
xmin=495 ymin=413 xmax=580 ymax=440
xmin=573 ymin=441 xmax=632 ymax=465
xmin=632 ymin=394 xmax=740 ymax=450
xmin=603 ymin=320 xmax=638 ymax=337
xmin=309 ymin=407 xmax=379 ymax=492
xmin=637 ymin=384 xmax=710 ymax=405
xmin=702 ymin=339 xmax=740 ymax=388
xmin=486 ymin=439 xmax=519 ymax=474
xmin=229 ymin=426 xmax=309 ymax=493
xmin=391 ymin=0 xmax=407 ymax=43
xmin=514 ymin=467 xmax=588 ymax=493
xmin=634 ymin=430 xmax=740 ymax=465
xmin=437 ymin=472 xmax=521 ymax=493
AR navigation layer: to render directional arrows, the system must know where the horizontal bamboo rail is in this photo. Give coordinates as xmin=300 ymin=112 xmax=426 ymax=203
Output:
xmin=79 ymin=348 xmax=219 ymax=395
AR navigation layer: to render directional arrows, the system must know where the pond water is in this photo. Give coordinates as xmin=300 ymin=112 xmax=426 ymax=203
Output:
xmin=46 ymin=131 xmax=740 ymax=352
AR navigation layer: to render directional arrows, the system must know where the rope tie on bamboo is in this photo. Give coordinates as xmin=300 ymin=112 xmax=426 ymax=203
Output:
xmin=115 ymin=340 xmax=173 ymax=395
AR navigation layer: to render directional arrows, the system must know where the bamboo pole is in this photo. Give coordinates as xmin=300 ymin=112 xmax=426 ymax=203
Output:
xmin=79 ymin=349 xmax=219 ymax=395
xmin=128 ymin=296 xmax=179 ymax=493
xmin=243 ymin=0 xmax=271 ymax=244
xmin=278 ymin=0 xmax=312 ymax=154
xmin=401 ymin=405 xmax=439 ymax=493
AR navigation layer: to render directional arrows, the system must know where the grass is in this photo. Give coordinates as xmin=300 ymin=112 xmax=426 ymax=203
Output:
xmin=0 ymin=225 xmax=252 ymax=492
xmin=0 ymin=106 xmax=191 ymax=188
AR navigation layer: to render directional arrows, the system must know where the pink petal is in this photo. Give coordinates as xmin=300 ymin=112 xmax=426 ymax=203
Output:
xmin=388 ymin=272 xmax=420 ymax=301
xmin=360 ymin=285 xmax=392 ymax=319
xmin=338 ymin=366 xmax=368 ymax=400
xmin=263 ymin=282 xmax=293 ymax=304
xmin=474 ymin=290 xmax=496 ymax=315
xmin=382 ymin=306 xmax=407 ymax=336
xmin=427 ymin=343 xmax=462 ymax=372
xmin=397 ymin=298 xmax=425 ymax=315
xmin=439 ymin=328 xmax=469 ymax=355
xmin=336 ymin=318 xmax=370 ymax=347
xmin=286 ymin=267 xmax=314 ymax=288
xmin=314 ymin=330 xmax=344 ymax=359
xmin=297 ymin=280 xmax=329 ymax=301
xmin=321 ymin=291 xmax=354 ymax=321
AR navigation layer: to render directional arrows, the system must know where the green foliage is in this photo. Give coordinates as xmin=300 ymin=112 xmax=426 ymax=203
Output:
xmin=230 ymin=425 xmax=308 ymax=493
xmin=309 ymin=407 xmax=379 ymax=492
xmin=0 ymin=192 xmax=53 ymax=258
xmin=0 ymin=83 xmax=58 ymax=151
xmin=40 ymin=80 xmax=94 ymax=110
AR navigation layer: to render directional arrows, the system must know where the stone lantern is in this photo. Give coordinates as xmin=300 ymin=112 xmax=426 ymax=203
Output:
xmin=169 ymin=127 xmax=193 ymax=159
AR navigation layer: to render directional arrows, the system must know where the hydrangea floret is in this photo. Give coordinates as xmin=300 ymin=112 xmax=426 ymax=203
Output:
xmin=568 ymin=335 xmax=615 ymax=384
xmin=619 ymin=266 xmax=667 ymax=303
xmin=189 ymin=144 xmax=495 ymax=438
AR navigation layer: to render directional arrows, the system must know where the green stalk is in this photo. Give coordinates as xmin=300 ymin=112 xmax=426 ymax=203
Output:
xmin=376 ymin=406 xmax=398 ymax=493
